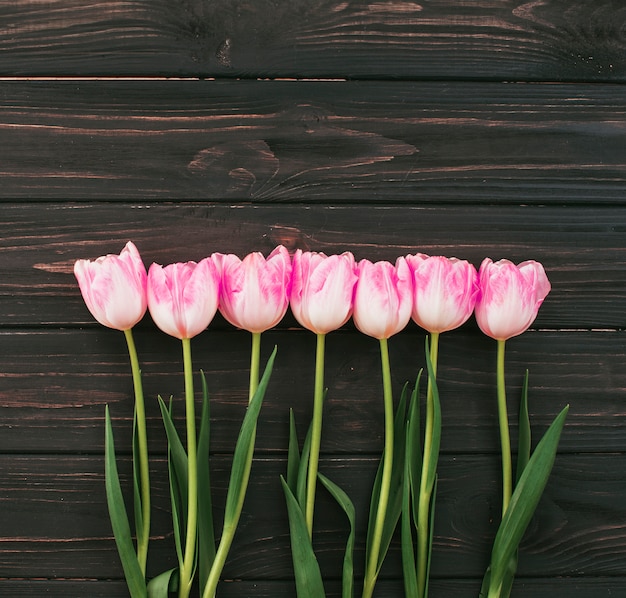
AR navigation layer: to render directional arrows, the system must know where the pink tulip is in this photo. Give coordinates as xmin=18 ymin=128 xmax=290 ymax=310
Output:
xmin=475 ymin=258 xmax=551 ymax=341
xmin=290 ymin=250 xmax=358 ymax=335
xmin=74 ymin=241 xmax=147 ymax=331
xmin=147 ymin=258 xmax=220 ymax=339
xmin=353 ymin=257 xmax=413 ymax=339
xmin=217 ymin=245 xmax=292 ymax=333
xmin=406 ymin=253 xmax=478 ymax=334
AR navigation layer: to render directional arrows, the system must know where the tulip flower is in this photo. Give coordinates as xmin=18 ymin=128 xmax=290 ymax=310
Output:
xmin=475 ymin=258 xmax=551 ymax=341
xmin=290 ymin=249 xmax=357 ymax=335
xmin=406 ymin=253 xmax=478 ymax=335
xmin=352 ymin=257 xmax=413 ymax=340
xmin=147 ymin=257 xmax=220 ymax=598
xmin=201 ymin=246 xmax=291 ymax=598
xmin=474 ymin=258 xmax=551 ymax=514
xmin=403 ymin=254 xmax=478 ymax=597
xmin=74 ymin=241 xmax=151 ymax=591
xmin=74 ymin=240 xmax=147 ymax=331
xmin=147 ymin=258 xmax=220 ymax=340
xmin=474 ymin=261 xmax=566 ymax=598
xmin=353 ymin=257 xmax=412 ymax=598
xmin=286 ymin=250 xmax=358 ymax=541
xmin=218 ymin=245 xmax=292 ymax=334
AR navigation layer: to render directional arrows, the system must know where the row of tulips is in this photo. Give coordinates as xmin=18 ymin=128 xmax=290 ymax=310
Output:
xmin=75 ymin=242 xmax=550 ymax=342
xmin=74 ymin=242 xmax=566 ymax=598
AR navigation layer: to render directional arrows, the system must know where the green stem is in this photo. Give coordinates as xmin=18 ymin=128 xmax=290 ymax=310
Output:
xmin=123 ymin=328 xmax=150 ymax=577
xmin=179 ymin=337 xmax=197 ymax=598
xmin=497 ymin=339 xmax=512 ymax=517
xmin=362 ymin=337 xmax=395 ymax=598
xmin=201 ymin=332 xmax=262 ymax=598
xmin=416 ymin=332 xmax=439 ymax=597
xmin=305 ymin=332 xmax=326 ymax=538
xmin=249 ymin=331 xmax=261 ymax=403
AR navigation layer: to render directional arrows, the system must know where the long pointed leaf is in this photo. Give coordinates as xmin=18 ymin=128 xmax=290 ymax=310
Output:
xmin=281 ymin=476 xmax=326 ymax=597
xmin=197 ymin=372 xmax=215 ymax=590
xmin=297 ymin=422 xmax=313 ymax=509
xmin=424 ymin=475 xmax=437 ymax=598
xmin=104 ymin=406 xmax=147 ymax=598
xmin=377 ymin=384 xmax=410 ymax=573
xmin=158 ymin=397 xmax=188 ymax=565
xmin=287 ymin=410 xmax=302 ymax=494
xmin=489 ymin=405 xmax=569 ymax=593
xmin=401 ymin=427 xmax=418 ymax=598
xmin=223 ymin=347 xmax=276 ymax=526
xmin=516 ymin=372 xmax=531 ymax=484
xmin=319 ymin=473 xmax=355 ymax=598
xmin=407 ymin=373 xmax=423 ymax=532
xmin=132 ymin=406 xmax=145 ymax=549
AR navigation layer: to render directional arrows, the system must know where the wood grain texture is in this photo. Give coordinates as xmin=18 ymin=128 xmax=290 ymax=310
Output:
xmin=0 ymin=578 xmax=624 ymax=598
xmin=0 ymin=328 xmax=622 ymax=455
xmin=2 ymin=203 xmax=624 ymax=328
xmin=0 ymin=80 xmax=624 ymax=202
xmin=1 ymin=455 xmax=624 ymax=584
xmin=1 ymin=0 xmax=625 ymax=81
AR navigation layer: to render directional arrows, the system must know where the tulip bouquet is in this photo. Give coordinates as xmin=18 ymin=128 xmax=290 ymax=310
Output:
xmin=74 ymin=242 xmax=566 ymax=598
xmin=74 ymin=243 xmax=285 ymax=598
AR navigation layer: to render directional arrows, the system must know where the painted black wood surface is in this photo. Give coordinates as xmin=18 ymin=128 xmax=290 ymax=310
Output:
xmin=0 ymin=1 xmax=624 ymax=596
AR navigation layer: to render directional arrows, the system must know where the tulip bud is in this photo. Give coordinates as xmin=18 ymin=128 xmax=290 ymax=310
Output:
xmin=74 ymin=241 xmax=147 ymax=331
xmin=474 ymin=258 xmax=551 ymax=341
xmin=353 ymin=257 xmax=413 ymax=339
xmin=147 ymin=258 xmax=220 ymax=339
xmin=406 ymin=253 xmax=478 ymax=334
xmin=218 ymin=245 xmax=292 ymax=333
xmin=290 ymin=250 xmax=358 ymax=335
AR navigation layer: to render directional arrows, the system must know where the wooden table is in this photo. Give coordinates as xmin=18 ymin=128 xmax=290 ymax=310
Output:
xmin=1 ymin=1 xmax=625 ymax=596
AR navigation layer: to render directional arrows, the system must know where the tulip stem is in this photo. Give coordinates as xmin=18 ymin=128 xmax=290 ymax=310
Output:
xmin=179 ymin=337 xmax=197 ymax=598
xmin=496 ymin=339 xmax=512 ymax=517
xmin=202 ymin=331 xmax=263 ymax=598
xmin=249 ymin=331 xmax=261 ymax=402
xmin=362 ymin=337 xmax=395 ymax=598
xmin=417 ymin=331 xmax=439 ymax=597
xmin=123 ymin=328 xmax=150 ymax=577
xmin=305 ymin=333 xmax=326 ymax=538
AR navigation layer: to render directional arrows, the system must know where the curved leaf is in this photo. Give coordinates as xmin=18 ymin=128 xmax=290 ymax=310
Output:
xmin=488 ymin=405 xmax=569 ymax=593
xmin=104 ymin=406 xmax=147 ymax=598
xmin=281 ymin=476 xmax=326 ymax=597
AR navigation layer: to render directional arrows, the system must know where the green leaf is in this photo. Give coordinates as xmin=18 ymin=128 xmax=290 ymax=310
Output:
xmin=132 ymin=406 xmax=145 ymax=549
xmin=406 ymin=373 xmax=423 ymax=532
xmin=365 ymin=382 xmax=410 ymax=575
xmin=104 ymin=406 xmax=147 ymax=598
xmin=197 ymin=372 xmax=215 ymax=590
xmin=401 ymin=427 xmax=418 ymax=598
xmin=158 ymin=397 xmax=188 ymax=566
xmin=287 ymin=409 xmax=301 ymax=495
xmin=281 ymin=476 xmax=326 ymax=597
xmin=318 ymin=473 xmax=355 ymax=598
xmin=488 ymin=405 xmax=569 ymax=594
xmin=516 ymin=371 xmax=531 ymax=484
xmin=296 ymin=422 xmax=313 ymax=509
xmin=222 ymin=347 xmax=276 ymax=527
xmin=424 ymin=475 xmax=437 ymax=598
xmin=147 ymin=568 xmax=179 ymax=597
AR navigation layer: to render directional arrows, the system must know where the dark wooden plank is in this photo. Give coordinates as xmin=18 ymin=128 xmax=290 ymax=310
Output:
xmin=2 ymin=202 xmax=624 ymax=328
xmin=0 ymin=80 xmax=624 ymax=202
xmin=1 ymin=578 xmax=624 ymax=598
xmin=0 ymin=329 xmax=623 ymax=454
xmin=1 ymin=455 xmax=624 ymax=581
xmin=1 ymin=1 xmax=625 ymax=81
